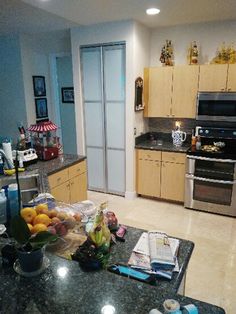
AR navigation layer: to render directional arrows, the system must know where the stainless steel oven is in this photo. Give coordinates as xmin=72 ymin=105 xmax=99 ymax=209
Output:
xmin=185 ymin=155 xmax=236 ymax=217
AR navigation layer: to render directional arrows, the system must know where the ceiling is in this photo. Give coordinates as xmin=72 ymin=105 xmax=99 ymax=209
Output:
xmin=1 ymin=0 xmax=236 ymax=35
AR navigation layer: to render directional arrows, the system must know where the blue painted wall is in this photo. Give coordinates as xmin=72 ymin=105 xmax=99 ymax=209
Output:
xmin=0 ymin=35 xmax=27 ymax=143
xmin=56 ymin=56 xmax=77 ymax=154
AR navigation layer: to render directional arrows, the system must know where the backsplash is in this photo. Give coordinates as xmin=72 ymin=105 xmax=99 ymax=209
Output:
xmin=148 ymin=118 xmax=196 ymax=134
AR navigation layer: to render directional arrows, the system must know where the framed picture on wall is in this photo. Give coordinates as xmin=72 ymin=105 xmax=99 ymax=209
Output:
xmin=35 ymin=98 xmax=48 ymax=119
xmin=61 ymin=87 xmax=74 ymax=103
xmin=33 ymin=76 xmax=46 ymax=97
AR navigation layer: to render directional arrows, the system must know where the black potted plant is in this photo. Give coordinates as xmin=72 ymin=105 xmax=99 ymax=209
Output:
xmin=10 ymin=215 xmax=58 ymax=272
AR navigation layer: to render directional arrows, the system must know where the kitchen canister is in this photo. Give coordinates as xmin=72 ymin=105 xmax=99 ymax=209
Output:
xmin=163 ymin=299 xmax=181 ymax=314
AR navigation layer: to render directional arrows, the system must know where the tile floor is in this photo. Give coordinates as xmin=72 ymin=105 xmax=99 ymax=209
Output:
xmin=88 ymin=190 xmax=236 ymax=314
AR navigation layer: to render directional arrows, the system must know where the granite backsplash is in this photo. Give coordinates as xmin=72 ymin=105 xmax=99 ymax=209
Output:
xmin=148 ymin=118 xmax=196 ymax=134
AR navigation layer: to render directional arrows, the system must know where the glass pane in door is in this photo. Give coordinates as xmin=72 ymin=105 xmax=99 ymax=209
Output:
xmin=106 ymin=101 xmax=125 ymax=149
xmin=81 ymin=48 xmax=102 ymax=101
xmin=107 ymin=149 xmax=125 ymax=194
xmin=87 ymin=147 xmax=105 ymax=190
xmin=84 ymin=101 xmax=103 ymax=147
xmin=104 ymin=46 xmax=125 ymax=101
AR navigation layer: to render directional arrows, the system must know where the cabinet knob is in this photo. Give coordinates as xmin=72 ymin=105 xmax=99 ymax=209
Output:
xmin=57 ymin=177 xmax=61 ymax=182
xmin=221 ymin=88 xmax=225 ymax=91
xmin=228 ymin=88 xmax=231 ymax=91
xmin=77 ymin=168 xmax=81 ymax=172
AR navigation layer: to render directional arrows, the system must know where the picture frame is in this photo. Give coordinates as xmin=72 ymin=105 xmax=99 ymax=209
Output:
xmin=35 ymin=98 xmax=48 ymax=120
xmin=61 ymin=87 xmax=74 ymax=103
xmin=33 ymin=76 xmax=46 ymax=97
xmin=134 ymin=77 xmax=144 ymax=111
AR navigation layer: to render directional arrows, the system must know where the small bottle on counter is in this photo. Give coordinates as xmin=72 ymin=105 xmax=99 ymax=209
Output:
xmin=191 ymin=129 xmax=196 ymax=147
xmin=8 ymin=184 xmax=20 ymax=219
xmin=196 ymin=136 xmax=201 ymax=150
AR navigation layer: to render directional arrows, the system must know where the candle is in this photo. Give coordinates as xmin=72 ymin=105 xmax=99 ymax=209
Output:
xmin=175 ymin=121 xmax=181 ymax=130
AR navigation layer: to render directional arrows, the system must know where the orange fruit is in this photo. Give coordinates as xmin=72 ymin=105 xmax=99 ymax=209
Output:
xmin=31 ymin=223 xmax=47 ymax=234
xmin=35 ymin=203 xmax=48 ymax=215
xmin=27 ymin=223 xmax=33 ymax=233
xmin=48 ymin=209 xmax=58 ymax=218
xmin=57 ymin=212 xmax=68 ymax=221
xmin=20 ymin=207 xmax=37 ymax=224
xmin=33 ymin=214 xmax=51 ymax=226
xmin=50 ymin=217 xmax=61 ymax=226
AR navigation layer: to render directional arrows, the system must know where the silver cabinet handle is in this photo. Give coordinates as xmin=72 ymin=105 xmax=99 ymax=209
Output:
xmin=185 ymin=174 xmax=235 ymax=185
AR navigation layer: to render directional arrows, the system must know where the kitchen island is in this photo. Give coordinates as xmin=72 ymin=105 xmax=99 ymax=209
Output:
xmin=0 ymin=226 xmax=225 ymax=314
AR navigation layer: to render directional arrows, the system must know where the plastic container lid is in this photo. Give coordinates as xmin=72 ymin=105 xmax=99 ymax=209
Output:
xmin=8 ymin=183 xmax=18 ymax=191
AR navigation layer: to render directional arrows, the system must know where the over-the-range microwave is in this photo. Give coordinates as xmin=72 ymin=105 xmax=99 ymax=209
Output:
xmin=196 ymin=92 xmax=236 ymax=122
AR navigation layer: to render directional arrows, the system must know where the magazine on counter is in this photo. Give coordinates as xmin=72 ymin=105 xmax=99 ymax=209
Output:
xmin=128 ymin=231 xmax=180 ymax=279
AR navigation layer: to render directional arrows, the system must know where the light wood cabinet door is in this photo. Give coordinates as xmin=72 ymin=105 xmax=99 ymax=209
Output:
xmin=68 ymin=160 xmax=87 ymax=180
xmin=50 ymin=181 xmax=70 ymax=203
xmin=70 ymin=173 xmax=88 ymax=203
xmin=199 ymin=64 xmax=228 ymax=91
xmin=137 ymin=159 xmax=161 ymax=197
xmin=160 ymin=162 xmax=185 ymax=202
xmin=172 ymin=65 xmax=199 ymax=118
xmin=148 ymin=67 xmax=173 ymax=117
xmin=227 ymin=64 xmax=236 ymax=91
xmin=48 ymin=168 xmax=69 ymax=189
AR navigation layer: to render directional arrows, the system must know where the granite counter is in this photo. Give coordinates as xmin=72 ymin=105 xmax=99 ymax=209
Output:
xmin=0 ymin=154 xmax=86 ymax=194
xmin=0 ymin=226 xmax=225 ymax=314
xmin=135 ymin=132 xmax=191 ymax=153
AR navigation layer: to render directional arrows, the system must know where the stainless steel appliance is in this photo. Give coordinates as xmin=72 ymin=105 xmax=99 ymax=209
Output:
xmin=196 ymin=92 xmax=236 ymax=122
xmin=185 ymin=126 xmax=236 ymax=217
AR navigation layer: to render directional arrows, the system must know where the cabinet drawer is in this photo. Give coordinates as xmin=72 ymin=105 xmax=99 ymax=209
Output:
xmin=162 ymin=152 xmax=186 ymax=164
xmin=48 ymin=168 xmax=69 ymax=189
xmin=137 ymin=149 xmax=161 ymax=161
xmin=68 ymin=160 xmax=87 ymax=179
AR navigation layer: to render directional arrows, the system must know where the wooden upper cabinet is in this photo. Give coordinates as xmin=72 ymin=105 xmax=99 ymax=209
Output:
xmin=146 ymin=67 xmax=173 ymax=117
xmin=172 ymin=65 xmax=199 ymax=118
xmin=199 ymin=64 xmax=228 ymax=91
xmin=227 ymin=64 xmax=236 ymax=91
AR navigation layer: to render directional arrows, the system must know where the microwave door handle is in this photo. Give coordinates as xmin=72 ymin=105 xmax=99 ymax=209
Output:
xmin=187 ymin=155 xmax=236 ymax=163
xmin=185 ymin=174 xmax=235 ymax=185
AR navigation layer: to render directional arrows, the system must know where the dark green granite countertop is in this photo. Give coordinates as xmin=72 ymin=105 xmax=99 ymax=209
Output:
xmin=0 ymin=227 xmax=225 ymax=314
xmin=135 ymin=132 xmax=191 ymax=153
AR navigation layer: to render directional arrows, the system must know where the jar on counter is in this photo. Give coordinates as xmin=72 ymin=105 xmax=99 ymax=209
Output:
xmin=195 ymin=136 xmax=201 ymax=150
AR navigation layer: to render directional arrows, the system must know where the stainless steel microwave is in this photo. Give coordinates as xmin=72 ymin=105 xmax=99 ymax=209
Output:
xmin=196 ymin=92 xmax=236 ymax=122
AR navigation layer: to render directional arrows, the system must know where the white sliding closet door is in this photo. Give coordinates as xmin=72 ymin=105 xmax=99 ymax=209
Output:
xmin=81 ymin=44 xmax=125 ymax=195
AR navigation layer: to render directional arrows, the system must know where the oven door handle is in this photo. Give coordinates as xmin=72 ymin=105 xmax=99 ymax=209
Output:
xmin=185 ymin=174 xmax=236 ymax=185
xmin=186 ymin=155 xmax=236 ymax=163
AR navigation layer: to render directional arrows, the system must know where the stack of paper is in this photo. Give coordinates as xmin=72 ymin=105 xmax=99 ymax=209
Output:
xmin=128 ymin=231 xmax=180 ymax=280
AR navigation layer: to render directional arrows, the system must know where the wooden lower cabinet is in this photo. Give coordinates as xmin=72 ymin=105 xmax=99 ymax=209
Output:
xmin=136 ymin=149 xmax=186 ymax=202
xmin=70 ymin=172 xmax=88 ymax=203
xmin=160 ymin=162 xmax=185 ymax=202
xmin=50 ymin=181 xmax=70 ymax=203
xmin=48 ymin=160 xmax=88 ymax=204
xmin=137 ymin=159 xmax=161 ymax=197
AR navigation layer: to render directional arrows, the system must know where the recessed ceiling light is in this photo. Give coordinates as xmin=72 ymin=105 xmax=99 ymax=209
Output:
xmin=146 ymin=8 xmax=160 ymax=15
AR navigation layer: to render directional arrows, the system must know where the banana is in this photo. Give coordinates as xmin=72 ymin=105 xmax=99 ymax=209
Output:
xmin=4 ymin=169 xmax=15 ymax=176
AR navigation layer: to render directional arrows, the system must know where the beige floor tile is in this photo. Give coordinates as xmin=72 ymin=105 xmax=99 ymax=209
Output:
xmin=88 ymin=191 xmax=235 ymax=313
